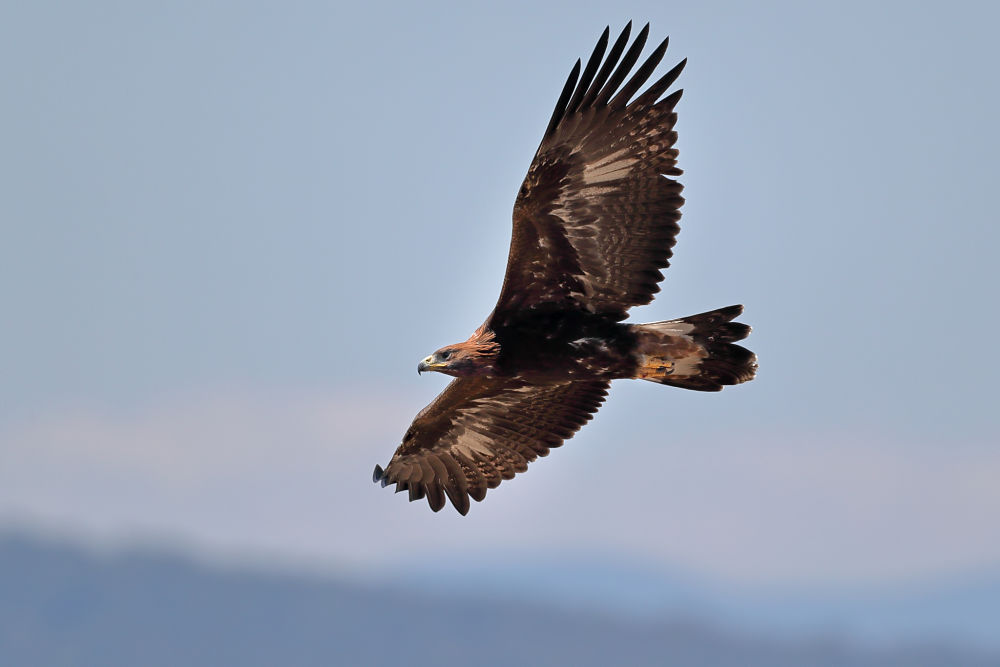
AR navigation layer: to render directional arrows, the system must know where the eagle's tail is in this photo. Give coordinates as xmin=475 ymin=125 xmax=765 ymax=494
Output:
xmin=632 ymin=305 xmax=757 ymax=392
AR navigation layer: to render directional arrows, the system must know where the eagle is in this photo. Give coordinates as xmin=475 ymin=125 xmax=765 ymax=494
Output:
xmin=373 ymin=23 xmax=757 ymax=515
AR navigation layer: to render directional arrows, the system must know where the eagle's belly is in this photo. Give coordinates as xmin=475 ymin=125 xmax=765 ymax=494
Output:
xmin=560 ymin=335 xmax=639 ymax=378
xmin=495 ymin=317 xmax=639 ymax=380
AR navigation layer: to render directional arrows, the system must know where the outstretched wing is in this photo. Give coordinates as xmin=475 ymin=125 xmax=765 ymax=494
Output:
xmin=491 ymin=23 xmax=686 ymax=326
xmin=373 ymin=377 xmax=609 ymax=514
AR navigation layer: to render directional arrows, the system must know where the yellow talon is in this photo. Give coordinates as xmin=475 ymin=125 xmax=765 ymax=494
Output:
xmin=637 ymin=357 xmax=674 ymax=379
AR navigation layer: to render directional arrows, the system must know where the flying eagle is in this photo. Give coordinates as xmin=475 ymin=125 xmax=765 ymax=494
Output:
xmin=373 ymin=23 xmax=757 ymax=514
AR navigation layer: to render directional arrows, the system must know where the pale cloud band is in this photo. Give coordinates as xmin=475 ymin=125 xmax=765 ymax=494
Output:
xmin=2 ymin=387 xmax=997 ymax=585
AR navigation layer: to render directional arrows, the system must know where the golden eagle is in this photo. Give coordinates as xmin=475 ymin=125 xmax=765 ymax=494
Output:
xmin=373 ymin=23 xmax=756 ymax=514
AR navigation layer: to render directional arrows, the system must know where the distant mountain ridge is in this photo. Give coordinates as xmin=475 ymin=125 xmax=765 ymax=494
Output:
xmin=394 ymin=556 xmax=1000 ymax=651
xmin=1 ymin=531 xmax=997 ymax=667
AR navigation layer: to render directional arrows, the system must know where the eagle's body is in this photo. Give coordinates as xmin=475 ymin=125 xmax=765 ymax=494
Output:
xmin=373 ymin=24 xmax=757 ymax=514
xmin=467 ymin=310 xmax=636 ymax=381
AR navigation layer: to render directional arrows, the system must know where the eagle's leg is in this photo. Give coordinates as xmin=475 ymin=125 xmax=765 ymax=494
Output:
xmin=636 ymin=357 xmax=674 ymax=380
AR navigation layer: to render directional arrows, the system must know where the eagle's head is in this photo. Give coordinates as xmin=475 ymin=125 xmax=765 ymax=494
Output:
xmin=418 ymin=330 xmax=500 ymax=377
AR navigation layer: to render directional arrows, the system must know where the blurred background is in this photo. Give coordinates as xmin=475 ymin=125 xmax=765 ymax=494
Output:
xmin=2 ymin=0 xmax=998 ymax=664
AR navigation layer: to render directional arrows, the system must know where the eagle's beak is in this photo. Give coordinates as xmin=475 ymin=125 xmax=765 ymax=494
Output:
xmin=417 ymin=356 xmax=434 ymax=375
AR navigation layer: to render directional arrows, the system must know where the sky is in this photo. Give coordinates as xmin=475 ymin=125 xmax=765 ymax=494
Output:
xmin=1 ymin=0 xmax=998 ymax=588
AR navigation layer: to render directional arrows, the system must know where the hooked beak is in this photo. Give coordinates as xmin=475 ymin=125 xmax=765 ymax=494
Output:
xmin=417 ymin=356 xmax=435 ymax=375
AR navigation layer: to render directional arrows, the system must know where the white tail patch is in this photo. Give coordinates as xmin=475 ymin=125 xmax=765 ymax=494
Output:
xmin=667 ymin=352 xmax=704 ymax=377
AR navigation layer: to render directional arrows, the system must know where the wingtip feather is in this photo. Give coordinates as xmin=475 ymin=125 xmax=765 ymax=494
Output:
xmin=593 ymin=23 xmax=650 ymax=108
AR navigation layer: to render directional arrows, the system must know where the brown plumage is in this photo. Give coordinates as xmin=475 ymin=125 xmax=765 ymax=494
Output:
xmin=373 ymin=23 xmax=757 ymax=514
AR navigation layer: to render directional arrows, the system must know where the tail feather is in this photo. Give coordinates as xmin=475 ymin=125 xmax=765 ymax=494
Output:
xmin=633 ymin=305 xmax=757 ymax=392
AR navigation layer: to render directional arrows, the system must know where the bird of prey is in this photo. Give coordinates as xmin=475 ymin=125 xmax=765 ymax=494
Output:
xmin=373 ymin=23 xmax=757 ymax=514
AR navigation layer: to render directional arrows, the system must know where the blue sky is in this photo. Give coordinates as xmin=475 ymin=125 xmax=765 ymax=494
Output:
xmin=1 ymin=1 xmax=998 ymax=587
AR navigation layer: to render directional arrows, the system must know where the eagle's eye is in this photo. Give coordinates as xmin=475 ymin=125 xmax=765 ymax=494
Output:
xmin=439 ymin=350 xmax=452 ymax=360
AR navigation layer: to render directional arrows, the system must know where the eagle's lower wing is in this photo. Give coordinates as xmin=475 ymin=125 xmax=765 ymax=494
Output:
xmin=491 ymin=23 xmax=686 ymax=325
xmin=373 ymin=377 xmax=609 ymax=514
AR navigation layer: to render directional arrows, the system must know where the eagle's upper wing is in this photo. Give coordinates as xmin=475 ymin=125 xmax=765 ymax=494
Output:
xmin=373 ymin=377 xmax=609 ymax=514
xmin=490 ymin=23 xmax=686 ymax=326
